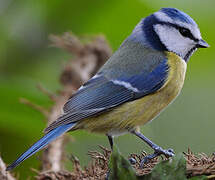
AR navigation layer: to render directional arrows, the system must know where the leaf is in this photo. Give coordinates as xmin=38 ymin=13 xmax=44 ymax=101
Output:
xmin=108 ymin=150 xmax=208 ymax=180
xmin=141 ymin=153 xmax=187 ymax=180
xmin=189 ymin=176 xmax=208 ymax=180
xmin=108 ymin=145 xmax=137 ymax=180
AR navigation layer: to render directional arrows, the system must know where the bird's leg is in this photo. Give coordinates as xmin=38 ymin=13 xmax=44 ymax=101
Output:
xmin=130 ymin=130 xmax=174 ymax=168
xmin=107 ymin=135 xmax=114 ymax=151
xmin=105 ymin=135 xmax=114 ymax=180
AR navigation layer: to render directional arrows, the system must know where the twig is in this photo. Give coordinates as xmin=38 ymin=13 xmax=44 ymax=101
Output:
xmin=49 ymin=33 xmax=84 ymax=56
xmin=208 ymin=174 xmax=215 ymax=179
xmin=19 ymin=98 xmax=49 ymax=119
xmin=0 ymin=156 xmax=16 ymax=180
xmin=36 ymin=84 xmax=58 ymax=102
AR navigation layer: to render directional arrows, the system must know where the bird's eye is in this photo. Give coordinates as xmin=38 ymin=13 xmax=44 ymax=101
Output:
xmin=179 ymin=28 xmax=192 ymax=38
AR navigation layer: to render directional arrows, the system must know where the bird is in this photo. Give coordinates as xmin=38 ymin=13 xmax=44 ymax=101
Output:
xmin=6 ymin=7 xmax=209 ymax=171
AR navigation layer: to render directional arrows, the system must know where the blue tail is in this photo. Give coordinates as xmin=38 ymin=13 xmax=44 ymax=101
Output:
xmin=6 ymin=123 xmax=76 ymax=171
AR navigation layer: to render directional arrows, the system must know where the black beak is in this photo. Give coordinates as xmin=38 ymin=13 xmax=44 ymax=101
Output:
xmin=196 ymin=39 xmax=209 ymax=48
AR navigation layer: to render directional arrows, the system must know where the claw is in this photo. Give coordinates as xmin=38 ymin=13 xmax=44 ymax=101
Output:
xmin=164 ymin=148 xmax=175 ymax=158
xmin=140 ymin=148 xmax=175 ymax=168
xmin=140 ymin=152 xmax=160 ymax=168
xmin=105 ymin=169 xmax=110 ymax=180
xmin=129 ymin=157 xmax=137 ymax=165
xmin=130 ymin=131 xmax=175 ymax=168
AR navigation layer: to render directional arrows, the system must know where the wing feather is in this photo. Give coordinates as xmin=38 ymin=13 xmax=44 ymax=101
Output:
xmin=44 ymin=58 xmax=169 ymax=134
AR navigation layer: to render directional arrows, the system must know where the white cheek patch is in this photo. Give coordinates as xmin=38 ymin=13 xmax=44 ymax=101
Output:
xmin=154 ymin=11 xmax=202 ymax=40
xmin=154 ymin=24 xmax=195 ymax=59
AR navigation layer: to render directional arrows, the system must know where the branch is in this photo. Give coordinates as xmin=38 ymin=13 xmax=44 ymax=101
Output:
xmin=37 ymin=84 xmax=58 ymax=102
xmin=20 ymin=98 xmax=49 ymax=119
xmin=41 ymin=33 xmax=112 ymax=172
xmin=41 ymin=95 xmax=70 ymax=171
xmin=0 ymin=156 xmax=16 ymax=180
xmin=0 ymin=33 xmax=112 ymax=177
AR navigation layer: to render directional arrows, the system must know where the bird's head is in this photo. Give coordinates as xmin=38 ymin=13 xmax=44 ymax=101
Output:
xmin=131 ymin=8 xmax=209 ymax=61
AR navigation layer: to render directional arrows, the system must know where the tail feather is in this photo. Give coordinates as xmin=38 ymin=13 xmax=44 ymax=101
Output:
xmin=6 ymin=123 xmax=76 ymax=171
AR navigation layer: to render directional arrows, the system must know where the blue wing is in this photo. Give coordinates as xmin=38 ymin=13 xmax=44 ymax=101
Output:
xmin=44 ymin=58 xmax=169 ymax=133
xmin=7 ymin=58 xmax=168 ymax=170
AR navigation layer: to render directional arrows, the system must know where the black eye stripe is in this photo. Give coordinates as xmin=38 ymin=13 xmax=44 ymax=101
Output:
xmin=155 ymin=22 xmax=199 ymax=42
xmin=179 ymin=28 xmax=191 ymax=37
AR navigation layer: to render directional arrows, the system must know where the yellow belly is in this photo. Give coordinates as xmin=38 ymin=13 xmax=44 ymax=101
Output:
xmin=77 ymin=52 xmax=187 ymax=135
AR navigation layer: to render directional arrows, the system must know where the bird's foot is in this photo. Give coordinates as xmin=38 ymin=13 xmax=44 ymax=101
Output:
xmin=139 ymin=147 xmax=174 ymax=168
xmin=105 ymin=171 xmax=110 ymax=180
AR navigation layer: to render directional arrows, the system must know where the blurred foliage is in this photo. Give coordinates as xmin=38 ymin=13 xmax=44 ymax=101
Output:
xmin=0 ymin=0 xmax=214 ymax=179
xmin=142 ymin=153 xmax=188 ymax=180
xmin=109 ymin=146 xmax=137 ymax=180
xmin=109 ymin=148 xmax=207 ymax=180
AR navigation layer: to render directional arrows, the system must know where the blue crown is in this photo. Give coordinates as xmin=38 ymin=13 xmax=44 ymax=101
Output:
xmin=160 ymin=8 xmax=196 ymax=25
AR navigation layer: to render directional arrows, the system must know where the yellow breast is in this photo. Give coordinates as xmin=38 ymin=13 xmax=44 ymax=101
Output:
xmin=77 ymin=52 xmax=187 ymax=134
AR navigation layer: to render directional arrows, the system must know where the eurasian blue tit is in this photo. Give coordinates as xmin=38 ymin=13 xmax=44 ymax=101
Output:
xmin=7 ymin=8 xmax=209 ymax=170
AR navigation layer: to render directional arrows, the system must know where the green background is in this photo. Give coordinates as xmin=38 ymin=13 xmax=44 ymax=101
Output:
xmin=0 ymin=0 xmax=214 ymax=179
